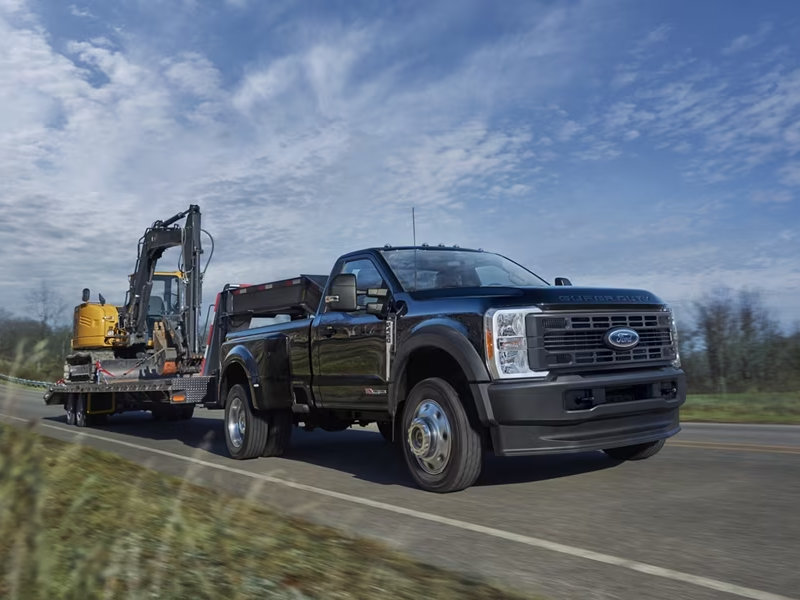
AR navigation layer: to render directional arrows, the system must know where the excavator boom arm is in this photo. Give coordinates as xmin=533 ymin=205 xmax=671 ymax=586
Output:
xmin=123 ymin=205 xmax=203 ymax=358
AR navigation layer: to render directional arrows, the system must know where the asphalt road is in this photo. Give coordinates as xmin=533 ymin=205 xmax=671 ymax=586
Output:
xmin=2 ymin=384 xmax=799 ymax=600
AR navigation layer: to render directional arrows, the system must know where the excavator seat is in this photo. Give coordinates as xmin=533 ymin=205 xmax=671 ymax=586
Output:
xmin=146 ymin=296 xmax=165 ymax=337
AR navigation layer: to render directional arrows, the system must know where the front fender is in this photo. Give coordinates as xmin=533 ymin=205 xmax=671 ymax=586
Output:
xmin=390 ymin=322 xmax=490 ymax=415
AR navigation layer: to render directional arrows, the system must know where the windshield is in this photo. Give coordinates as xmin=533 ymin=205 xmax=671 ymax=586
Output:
xmin=151 ymin=274 xmax=182 ymax=315
xmin=379 ymin=249 xmax=548 ymax=292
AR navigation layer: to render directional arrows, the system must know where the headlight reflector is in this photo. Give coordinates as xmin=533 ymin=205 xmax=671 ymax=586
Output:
xmin=485 ymin=308 xmax=548 ymax=379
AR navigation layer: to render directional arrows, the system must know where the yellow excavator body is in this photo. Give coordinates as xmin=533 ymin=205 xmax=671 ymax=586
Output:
xmin=71 ymin=271 xmax=184 ymax=351
xmin=71 ymin=302 xmax=119 ymax=350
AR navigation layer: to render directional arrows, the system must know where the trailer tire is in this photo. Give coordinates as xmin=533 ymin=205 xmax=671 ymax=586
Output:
xmin=224 ymin=384 xmax=269 ymax=459
xmin=75 ymin=395 xmax=87 ymax=428
xmin=262 ymin=409 xmax=292 ymax=457
xmin=603 ymin=438 xmax=665 ymax=461
xmin=65 ymin=396 xmax=76 ymax=426
xmin=401 ymin=377 xmax=483 ymax=493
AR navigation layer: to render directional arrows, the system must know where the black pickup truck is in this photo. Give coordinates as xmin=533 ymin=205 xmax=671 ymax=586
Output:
xmin=201 ymin=246 xmax=686 ymax=493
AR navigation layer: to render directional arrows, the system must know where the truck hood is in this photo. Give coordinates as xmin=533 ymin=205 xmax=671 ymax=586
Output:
xmin=408 ymin=286 xmax=666 ymax=310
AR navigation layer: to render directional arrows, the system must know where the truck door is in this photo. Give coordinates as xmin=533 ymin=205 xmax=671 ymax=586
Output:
xmin=313 ymin=257 xmax=390 ymax=410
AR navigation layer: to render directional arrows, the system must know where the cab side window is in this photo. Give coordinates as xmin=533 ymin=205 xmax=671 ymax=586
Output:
xmin=341 ymin=259 xmax=385 ymax=307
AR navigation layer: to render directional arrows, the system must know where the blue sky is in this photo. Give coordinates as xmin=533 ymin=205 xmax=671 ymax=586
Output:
xmin=0 ymin=0 xmax=798 ymax=327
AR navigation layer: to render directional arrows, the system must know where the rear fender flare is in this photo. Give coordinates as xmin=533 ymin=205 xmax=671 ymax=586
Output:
xmin=220 ymin=345 xmax=261 ymax=409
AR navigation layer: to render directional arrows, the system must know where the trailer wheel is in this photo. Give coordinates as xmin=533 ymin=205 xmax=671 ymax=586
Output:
xmin=262 ymin=409 xmax=292 ymax=457
xmin=401 ymin=377 xmax=483 ymax=493
xmin=75 ymin=395 xmax=87 ymax=428
xmin=224 ymin=384 xmax=269 ymax=459
xmin=603 ymin=438 xmax=665 ymax=461
xmin=65 ymin=396 xmax=76 ymax=426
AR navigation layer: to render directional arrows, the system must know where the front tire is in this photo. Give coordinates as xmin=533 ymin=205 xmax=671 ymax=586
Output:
xmin=603 ymin=438 xmax=665 ymax=461
xmin=401 ymin=377 xmax=482 ymax=493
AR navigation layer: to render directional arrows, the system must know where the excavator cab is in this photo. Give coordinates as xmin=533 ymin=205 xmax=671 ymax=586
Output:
xmin=148 ymin=272 xmax=183 ymax=319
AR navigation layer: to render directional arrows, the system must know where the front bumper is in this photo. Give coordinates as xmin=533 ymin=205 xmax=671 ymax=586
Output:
xmin=470 ymin=367 xmax=686 ymax=456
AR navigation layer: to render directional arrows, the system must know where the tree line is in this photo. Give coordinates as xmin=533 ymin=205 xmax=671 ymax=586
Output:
xmin=1 ymin=284 xmax=798 ymax=392
xmin=679 ymin=288 xmax=800 ymax=394
xmin=0 ymin=284 xmax=71 ymax=381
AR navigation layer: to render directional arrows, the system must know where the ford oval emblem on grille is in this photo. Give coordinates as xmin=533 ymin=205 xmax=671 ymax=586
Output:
xmin=604 ymin=327 xmax=640 ymax=350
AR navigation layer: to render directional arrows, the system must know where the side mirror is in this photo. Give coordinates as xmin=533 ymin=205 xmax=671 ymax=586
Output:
xmin=325 ymin=273 xmax=357 ymax=312
xmin=82 ymin=288 xmax=91 ymax=302
xmin=554 ymin=277 xmax=572 ymax=286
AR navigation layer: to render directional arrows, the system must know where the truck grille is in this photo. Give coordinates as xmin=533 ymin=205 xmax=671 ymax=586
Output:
xmin=526 ymin=311 xmax=677 ymax=370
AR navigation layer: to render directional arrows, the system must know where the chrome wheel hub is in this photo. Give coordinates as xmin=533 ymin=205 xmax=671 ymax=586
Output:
xmin=227 ymin=397 xmax=246 ymax=448
xmin=407 ymin=399 xmax=452 ymax=475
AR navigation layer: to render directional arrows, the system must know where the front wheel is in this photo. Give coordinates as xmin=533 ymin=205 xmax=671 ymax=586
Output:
xmin=401 ymin=377 xmax=483 ymax=493
xmin=603 ymin=438 xmax=665 ymax=461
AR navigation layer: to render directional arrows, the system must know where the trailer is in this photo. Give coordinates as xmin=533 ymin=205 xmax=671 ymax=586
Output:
xmin=44 ymin=275 xmax=327 ymax=425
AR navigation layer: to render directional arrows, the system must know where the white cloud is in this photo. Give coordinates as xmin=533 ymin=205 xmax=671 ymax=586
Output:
xmin=722 ymin=22 xmax=772 ymax=56
xmin=751 ymin=190 xmax=793 ymax=204
xmin=778 ymin=162 xmax=800 ymax=187
xmin=69 ymin=5 xmax=94 ymax=19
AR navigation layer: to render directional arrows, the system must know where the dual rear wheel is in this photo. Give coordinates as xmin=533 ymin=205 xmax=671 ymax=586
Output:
xmin=224 ymin=384 xmax=292 ymax=459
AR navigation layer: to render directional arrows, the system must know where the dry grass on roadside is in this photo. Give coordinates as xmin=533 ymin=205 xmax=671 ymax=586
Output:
xmin=0 ymin=423 xmax=530 ymax=600
xmin=682 ymin=392 xmax=800 ymax=424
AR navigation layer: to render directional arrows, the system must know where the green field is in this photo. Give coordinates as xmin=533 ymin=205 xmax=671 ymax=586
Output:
xmin=0 ymin=424 xmax=529 ymax=600
xmin=682 ymin=392 xmax=800 ymax=424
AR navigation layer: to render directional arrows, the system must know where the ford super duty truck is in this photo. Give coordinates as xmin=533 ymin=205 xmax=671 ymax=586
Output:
xmin=200 ymin=245 xmax=685 ymax=492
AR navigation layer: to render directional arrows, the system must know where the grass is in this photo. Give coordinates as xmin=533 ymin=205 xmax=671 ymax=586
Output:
xmin=0 ymin=423 xmax=530 ymax=600
xmin=682 ymin=392 xmax=800 ymax=424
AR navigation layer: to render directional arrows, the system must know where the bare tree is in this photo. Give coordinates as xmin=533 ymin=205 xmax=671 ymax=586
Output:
xmin=26 ymin=281 xmax=68 ymax=335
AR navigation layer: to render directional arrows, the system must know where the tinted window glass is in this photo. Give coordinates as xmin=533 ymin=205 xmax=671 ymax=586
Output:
xmin=340 ymin=259 xmax=386 ymax=306
xmin=379 ymin=249 xmax=548 ymax=292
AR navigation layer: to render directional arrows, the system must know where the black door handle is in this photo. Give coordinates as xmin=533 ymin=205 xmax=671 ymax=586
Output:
xmin=323 ymin=325 xmax=337 ymax=338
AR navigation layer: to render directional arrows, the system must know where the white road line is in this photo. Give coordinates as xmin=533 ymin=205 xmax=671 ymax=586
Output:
xmin=1 ymin=412 xmax=796 ymax=600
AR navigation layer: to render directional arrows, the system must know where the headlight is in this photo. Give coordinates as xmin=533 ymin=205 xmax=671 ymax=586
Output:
xmin=485 ymin=308 xmax=548 ymax=379
xmin=668 ymin=310 xmax=682 ymax=369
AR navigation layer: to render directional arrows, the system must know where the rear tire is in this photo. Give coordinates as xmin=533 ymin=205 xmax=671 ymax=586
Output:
xmin=401 ymin=377 xmax=483 ymax=493
xmin=65 ymin=396 xmax=76 ymax=426
xmin=603 ymin=438 xmax=665 ymax=461
xmin=75 ymin=395 xmax=87 ymax=428
xmin=224 ymin=384 xmax=269 ymax=459
xmin=262 ymin=409 xmax=292 ymax=457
